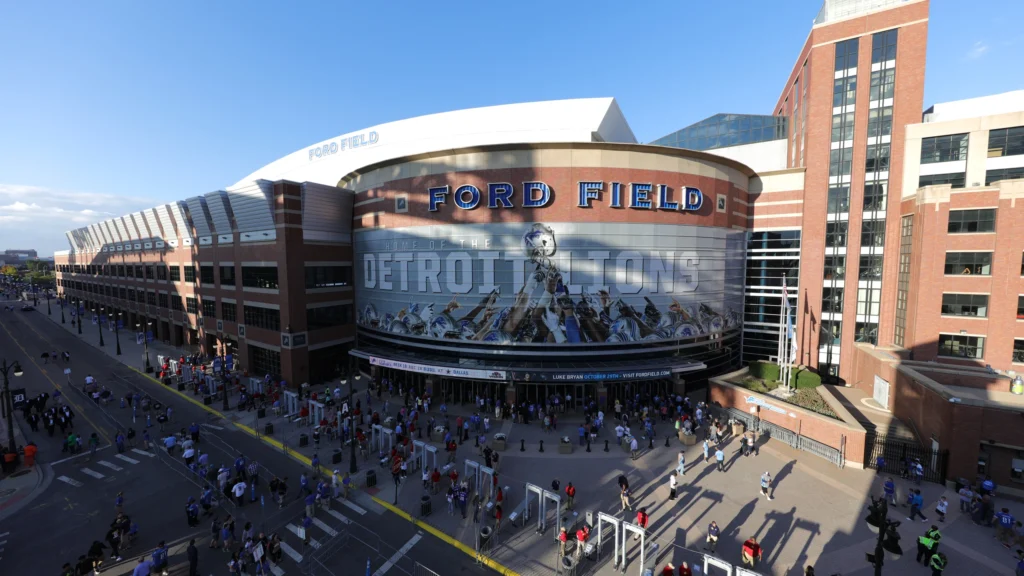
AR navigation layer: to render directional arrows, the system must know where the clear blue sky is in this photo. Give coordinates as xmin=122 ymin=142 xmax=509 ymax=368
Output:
xmin=1 ymin=0 xmax=1021 ymax=256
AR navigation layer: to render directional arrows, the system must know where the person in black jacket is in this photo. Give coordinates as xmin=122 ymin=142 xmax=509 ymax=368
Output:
xmin=187 ymin=539 xmax=199 ymax=576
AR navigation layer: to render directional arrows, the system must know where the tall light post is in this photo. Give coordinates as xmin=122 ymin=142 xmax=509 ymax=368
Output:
xmin=115 ymin=312 xmax=122 ymax=356
xmin=348 ymin=366 xmax=361 ymax=475
xmin=1 ymin=359 xmax=25 ymax=454
xmin=93 ymin=307 xmax=105 ymax=347
xmin=137 ymin=322 xmax=153 ymax=373
xmin=60 ymin=294 xmax=65 ymax=324
xmin=76 ymin=299 xmax=82 ymax=335
xmin=46 ymin=291 xmax=51 ymax=315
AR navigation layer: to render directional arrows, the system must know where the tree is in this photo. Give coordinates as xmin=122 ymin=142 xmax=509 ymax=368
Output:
xmin=0 ymin=265 xmax=18 ymax=277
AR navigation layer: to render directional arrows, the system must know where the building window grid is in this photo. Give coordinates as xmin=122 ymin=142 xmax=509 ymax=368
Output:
xmin=243 ymin=305 xmax=281 ymax=332
xmin=861 ymin=220 xmax=886 ymax=249
xmin=742 ymin=231 xmax=801 ymax=363
xmin=249 ymin=345 xmax=282 ymax=380
xmin=183 ymin=266 xmax=196 ymax=283
xmin=867 ymin=107 xmax=893 ymax=138
xmin=158 ymin=293 xmax=168 ymax=309
xmin=944 ymin=252 xmax=993 ymax=276
xmin=222 ymin=302 xmax=237 ymax=323
xmin=937 ymin=334 xmax=985 ymax=360
xmin=827 ymin=185 xmax=851 ymax=214
xmin=871 ymin=29 xmax=898 ymax=63
xmin=305 ymin=266 xmax=353 ymax=289
xmin=919 ymin=172 xmax=966 ymax=189
xmin=200 ymin=266 xmax=215 ymax=285
xmin=869 ymin=69 xmax=895 ymax=102
xmin=202 ymin=300 xmax=216 ymax=318
xmin=947 ymin=209 xmax=996 ymax=233
xmin=171 ymin=295 xmax=182 ymax=311
xmin=242 ymin=266 xmax=280 ymax=290
xmin=921 ymin=133 xmax=969 ymax=164
xmin=985 ymin=167 xmax=1024 ymax=185
xmin=940 ymin=294 xmax=989 ymax=317
xmin=169 ymin=266 xmax=180 ymax=282
xmin=1014 ymin=339 xmax=1024 ymax=363
xmin=306 ymin=305 xmax=354 ymax=331
xmin=986 ymin=126 xmax=1024 ymax=158
xmin=825 ymin=222 xmax=848 ymax=248
xmin=893 ymin=216 xmax=913 ymax=347
xmin=186 ymin=297 xmax=198 ymax=314
xmin=220 ymin=266 xmax=235 ymax=286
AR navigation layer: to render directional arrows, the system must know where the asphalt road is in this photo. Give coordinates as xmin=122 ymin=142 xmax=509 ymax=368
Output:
xmin=0 ymin=304 xmax=487 ymax=576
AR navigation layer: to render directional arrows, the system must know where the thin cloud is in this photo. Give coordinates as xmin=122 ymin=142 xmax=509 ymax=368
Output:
xmin=0 ymin=183 xmax=156 ymax=256
xmin=965 ymin=41 xmax=989 ymax=60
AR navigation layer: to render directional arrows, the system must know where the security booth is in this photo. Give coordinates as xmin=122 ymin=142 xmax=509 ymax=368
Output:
xmin=309 ymin=399 xmax=326 ymax=426
xmin=282 ymin=390 xmax=300 ymax=417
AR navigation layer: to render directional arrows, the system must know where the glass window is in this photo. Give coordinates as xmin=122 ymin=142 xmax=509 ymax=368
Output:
xmin=146 ymin=291 xmax=157 ymax=306
xmin=832 ymin=77 xmax=857 ymax=107
xmin=747 ymin=230 xmax=801 ymax=250
xmin=894 ymin=216 xmax=913 ymax=347
xmin=861 ymin=220 xmax=886 ymax=248
xmin=145 ymin=265 xmax=154 ymax=280
xmin=834 ymin=38 xmax=859 ymax=71
xmin=831 ymin=112 xmax=855 ymax=142
xmin=944 ymin=252 xmax=992 ymax=275
xmin=826 ymin=221 xmax=848 ymax=247
xmin=243 ymin=305 xmax=280 ymax=331
xmin=824 ymin=255 xmax=846 ymax=280
xmin=864 ymin=183 xmax=887 ymax=211
xmin=1014 ymin=339 xmax=1024 ymax=364
xmin=135 ymin=265 xmax=144 ymax=278
xmin=919 ymin=173 xmax=965 ymax=189
xmin=829 ymin=148 xmax=853 ymax=176
xmin=249 ymin=345 xmax=281 ymax=379
xmin=827 ymin=185 xmax=850 ymax=213
xmin=305 ymin=266 xmax=352 ymax=289
xmin=222 ymin=302 xmax=237 ymax=322
xmin=127 ymin=290 xmax=136 ymax=302
xmin=947 ymin=209 xmax=996 ymax=233
xmin=822 ymin=287 xmax=844 ymax=313
xmin=242 ymin=267 xmax=279 ymax=290
xmin=202 ymin=300 xmax=216 ymax=318
xmin=937 ymin=334 xmax=984 ymax=359
xmin=859 ymin=255 xmax=883 ymax=279
xmin=200 ymin=266 xmax=214 ymax=285
xmin=866 ymin=143 xmax=890 ymax=172
xmin=169 ymin=265 xmax=180 ymax=282
xmin=855 ymin=322 xmax=878 ymax=344
xmin=820 ymin=320 xmax=842 ymax=347
xmin=183 ymin=266 xmax=195 ymax=283
xmin=941 ymin=294 xmax=989 ymax=317
xmin=126 ymin=266 xmax=134 ymax=278
xmin=171 ymin=295 xmax=182 ymax=311
xmin=306 ymin=305 xmax=354 ymax=331
xmin=158 ymin=293 xmax=168 ymax=308
xmin=156 ymin=266 xmax=167 ymax=281
xmin=987 ymin=126 xmax=1024 ymax=157
xmin=871 ymin=29 xmax=898 ymax=63
xmin=921 ymin=134 xmax=969 ymax=164
xmin=869 ymin=69 xmax=895 ymax=101
xmin=186 ymin=297 xmax=198 ymax=314
xmin=867 ymin=107 xmax=893 ymax=138
xmin=220 ymin=266 xmax=235 ymax=286
xmin=984 ymin=167 xmax=1024 ymax=185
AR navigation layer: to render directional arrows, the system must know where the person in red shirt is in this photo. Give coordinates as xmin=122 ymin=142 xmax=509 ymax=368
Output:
xmin=430 ymin=468 xmax=441 ymax=494
xmin=558 ymin=527 xmax=568 ymax=557
xmin=635 ymin=508 xmax=649 ymax=540
xmin=678 ymin=561 xmax=693 ymax=576
xmin=574 ymin=525 xmax=590 ymax=560
xmin=662 ymin=564 xmax=675 ymax=576
xmin=449 ymin=468 xmax=459 ymax=488
xmin=565 ymin=482 xmax=576 ymax=510
xmin=742 ymin=537 xmax=763 ymax=567
xmin=494 ymin=504 xmax=503 ymax=531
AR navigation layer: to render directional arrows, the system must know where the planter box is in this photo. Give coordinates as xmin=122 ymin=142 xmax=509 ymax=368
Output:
xmin=680 ymin=432 xmax=697 ymax=446
xmin=493 ymin=438 xmax=506 ymax=451
xmin=558 ymin=442 xmax=573 ymax=455
xmin=731 ymin=422 xmax=745 ymax=437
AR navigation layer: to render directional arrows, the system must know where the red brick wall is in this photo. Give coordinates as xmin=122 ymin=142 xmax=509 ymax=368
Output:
xmin=709 ymin=379 xmax=866 ymax=466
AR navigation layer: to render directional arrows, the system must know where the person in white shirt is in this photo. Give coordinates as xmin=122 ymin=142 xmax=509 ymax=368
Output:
xmin=85 ymin=375 xmax=96 ymax=385
xmin=629 ymin=436 xmax=639 ymax=460
xmin=615 ymin=425 xmax=625 ymax=444
xmin=668 ymin=472 xmax=679 ymax=500
xmin=232 ymin=480 xmax=247 ymax=506
xmin=332 ymin=469 xmax=341 ymax=498
xmin=333 ymin=387 xmax=341 ymax=401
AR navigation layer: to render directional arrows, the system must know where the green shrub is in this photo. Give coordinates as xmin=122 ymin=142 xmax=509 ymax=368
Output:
xmin=791 ymin=389 xmax=837 ymax=418
xmin=792 ymin=369 xmax=822 ymax=389
xmin=748 ymin=361 xmax=780 ymax=381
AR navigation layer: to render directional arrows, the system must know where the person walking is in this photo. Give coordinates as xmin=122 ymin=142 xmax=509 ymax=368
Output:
xmin=907 ymin=489 xmax=928 ymax=522
xmin=928 ymin=551 xmax=947 ymax=575
xmin=558 ymin=527 xmax=568 ymax=557
xmin=619 ymin=483 xmax=632 ymax=512
xmin=996 ymin=507 xmax=1017 ymax=547
xmin=668 ymin=472 xmax=678 ymax=501
xmin=741 ymin=537 xmax=762 ymax=568
xmin=958 ymin=483 xmax=974 ymax=513
xmin=703 ymin=439 xmax=710 ymax=463
xmin=629 ymin=435 xmax=639 ymax=460
xmin=704 ymin=521 xmax=720 ymax=553
xmin=935 ymin=496 xmax=948 ymax=523
xmin=634 ymin=507 xmax=649 ymax=541
xmin=883 ymin=476 xmax=897 ymax=506
xmin=232 ymin=479 xmax=247 ymax=507
xmin=916 ymin=525 xmax=941 ymax=565
xmin=715 ymin=447 xmax=725 ymax=472
xmin=186 ymin=539 xmax=198 ymax=576
xmin=676 ymin=450 xmax=686 ymax=476
xmin=565 ymin=482 xmax=576 ymax=510
xmin=760 ymin=471 xmax=774 ymax=500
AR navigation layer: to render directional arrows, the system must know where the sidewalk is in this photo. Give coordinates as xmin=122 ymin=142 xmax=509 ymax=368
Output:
xmin=0 ymin=410 xmax=47 ymax=523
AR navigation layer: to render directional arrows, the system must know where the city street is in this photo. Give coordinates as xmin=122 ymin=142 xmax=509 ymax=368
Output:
xmin=0 ymin=302 xmax=484 ymax=576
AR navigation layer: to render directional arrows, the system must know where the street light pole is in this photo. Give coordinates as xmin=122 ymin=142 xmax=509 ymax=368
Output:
xmin=94 ymin=307 xmax=105 ymax=347
xmin=349 ymin=368 xmax=360 ymax=475
xmin=1 ymin=359 xmax=25 ymax=454
xmin=115 ymin=312 xmax=122 ymax=356
xmin=76 ymin=299 xmax=82 ymax=335
xmin=60 ymin=295 xmax=65 ymax=324
xmin=47 ymin=292 xmax=51 ymax=316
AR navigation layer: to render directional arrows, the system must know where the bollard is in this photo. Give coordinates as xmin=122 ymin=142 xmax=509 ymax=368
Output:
xmin=521 ymin=439 xmax=526 ymax=452
xmin=418 ymin=427 xmax=422 ymax=439
xmin=665 ymin=436 xmax=670 ymax=448
xmin=475 ymin=435 xmax=480 ymax=448
xmin=604 ymin=440 xmax=609 ymax=452
xmin=648 ymin=436 xmax=654 ymax=450
xmin=586 ymin=438 xmax=591 ymax=453
xmin=539 ymin=440 xmax=544 ymax=453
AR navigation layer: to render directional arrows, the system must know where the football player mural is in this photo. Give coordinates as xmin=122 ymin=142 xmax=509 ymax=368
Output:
xmin=357 ymin=222 xmax=743 ymax=347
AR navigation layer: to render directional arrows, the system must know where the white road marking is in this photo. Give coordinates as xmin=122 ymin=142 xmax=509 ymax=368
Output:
xmin=80 ymin=468 xmax=105 ymax=479
xmin=131 ymin=448 xmax=155 ymax=458
xmin=373 ymin=533 xmax=422 ymax=576
xmin=279 ymin=541 xmax=303 ymax=563
xmin=0 ymin=532 xmax=8 ymax=538
xmin=115 ymin=454 xmax=140 ymax=464
xmin=201 ymin=423 xmax=225 ymax=430
xmin=97 ymin=460 xmax=123 ymax=471
xmin=58 ymin=475 xmax=84 ymax=487
xmin=269 ymin=564 xmax=285 ymax=576
xmin=312 ymin=518 xmax=338 ymax=536
xmin=285 ymin=524 xmax=321 ymax=549
xmin=51 ymin=445 xmax=111 ymax=465
xmin=341 ymin=499 xmax=367 ymax=515
xmin=326 ymin=508 xmax=351 ymax=525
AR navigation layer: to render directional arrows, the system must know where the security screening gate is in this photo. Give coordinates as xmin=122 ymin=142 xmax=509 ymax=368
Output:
xmin=371 ymin=424 xmax=394 ymax=454
xmin=619 ymin=522 xmax=652 ymax=575
xmin=282 ymin=390 xmax=300 ymax=417
xmin=309 ymin=400 xmax=325 ymax=426
xmin=520 ymin=483 xmax=563 ymax=538
xmin=704 ymin=554 xmax=734 ymax=575
xmin=410 ymin=440 xmax=437 ymax=473
xmin=595 ymin=511 xmax=622 ymax=568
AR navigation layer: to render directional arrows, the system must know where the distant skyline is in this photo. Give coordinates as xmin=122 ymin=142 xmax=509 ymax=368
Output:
xmin=1 ymin=0 xmax=1021 ymax=255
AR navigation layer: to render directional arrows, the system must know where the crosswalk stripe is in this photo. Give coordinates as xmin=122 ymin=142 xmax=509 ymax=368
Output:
xmin=373 ymin=533 xmax=422 ymax=576
xmin=97 ymin=460 xmax=123 ymax=471
xmin=115 ymin=454 xmax=140 ymax=464
xmin=269 ymin=564 xmax=285 ymax=576
xmin=340 ymin=499 xmax=367 ymax=515
xmin=279 ymin=541 xmax=303 ymax=563
xmin=312 ymin=518 xmax=338 ymax=536
xmin=0 ymin=532 xmax=8 ymax=538
xmin=326 ymin=509 xmax=351 ymax=525
xmin=285 ymin=524 xmax=321 ymax=549
xmin=58 ymin=475 xmax=84 ymax=487
xmin=131 ymin=448 xmax=155 ymax=458
xmin=80 ymin=468 xmax=105 ymax=479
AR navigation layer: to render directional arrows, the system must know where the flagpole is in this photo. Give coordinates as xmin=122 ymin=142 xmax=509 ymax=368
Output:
xmin=778 ymin=274 xmax=786 ymax=379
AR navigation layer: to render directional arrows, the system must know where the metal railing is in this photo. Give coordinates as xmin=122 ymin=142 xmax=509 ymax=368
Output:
xmin=718 ymin=407 xmax=845 ymax=468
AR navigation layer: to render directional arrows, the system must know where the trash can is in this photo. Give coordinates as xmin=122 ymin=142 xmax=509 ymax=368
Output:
xmin=366 ymin=469 xmax=377 ymax=488
xmin=264 ymin=423 xmax=273 ymax=436
xmin=479 ymin=527 xmax=492 ymax=548
xmin=299 ymin=433 xmax=309 ymax=447
xmin=420 ymin=495 xmax=431 ymax=516
xmin=332 ymin=450 xmax=343 ymax=464
xmin=561 ymin=556 xmax=575 ymax=571
xmin=177 ymin=382 xmax=186 ymax=391
xmin=257 ymin=407 xmax=266 ymax=419
xmin=203 ymin=396 xmax=213 ymax=406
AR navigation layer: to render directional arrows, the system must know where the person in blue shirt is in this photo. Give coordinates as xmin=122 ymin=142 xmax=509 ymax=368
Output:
xmin=234 ymin=454 xmax=247 ymax=480
xmin=186 ymin=497 xmax=199 ymax=527
xmin=981 ymin=476 xmax=996 ymax=496
xmin=907 ymin=489 xmax=928 ymax=522
xmin=578 ymin=425 xmax=586 ymax=447
xmin=311 ymin=453 xmax=320 ymax=478
xmin=304 ymin=491 xmax=316 ymax=519
xmin=151 ymin=540 xmax=169 ymax=576
xmin=883 ymin=477 xmax=897 ymax=505
xmin=715 ymin=448 xmax=725 ymax=472
xmin=188 ymin=422 xmax=200 ymax=443
xmin=995 ymin=507 xmax=1016 ymax=547
xmin=132 ymin=557 xmax=153 ymax=576
xmin=200 ymin=487 xmax=214 ymax=516
xmin=300 ymin=472 xmax=311 ymax=496
xmin=301 ymin=514 xmax=314 ymax=545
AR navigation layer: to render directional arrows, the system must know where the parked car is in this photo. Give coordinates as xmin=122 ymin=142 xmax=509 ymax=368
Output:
xmin=20 ymin=305 xmax=34 ymax=311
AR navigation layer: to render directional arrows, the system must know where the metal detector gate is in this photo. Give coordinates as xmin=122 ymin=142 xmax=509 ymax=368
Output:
xmin=309 ymin=400 xmax=325 ymax=427
xmin=704 ymin=555 xmax=733 ymax=575
xmin=371 ymin=424 xmax=394 ymax=454
xmin=595 ymin=511 xmax=621 ymax=568
xmin=411 ymin=440 xmax=437 ymax=473
xmin=283 ymin=390 xmax=300 ymax=417
xmin=619 ymin=522 xmax=651 ymax=575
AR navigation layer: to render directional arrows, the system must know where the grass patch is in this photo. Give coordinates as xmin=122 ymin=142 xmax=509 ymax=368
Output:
xmin=735 ymin=376 xmax=837 ymax=419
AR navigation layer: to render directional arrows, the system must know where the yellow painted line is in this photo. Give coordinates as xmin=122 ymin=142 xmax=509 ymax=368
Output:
xmin=0 ymin=318 xmax=112 ymax=445
xmin=370 ymin=495 xmax=521 ymax=576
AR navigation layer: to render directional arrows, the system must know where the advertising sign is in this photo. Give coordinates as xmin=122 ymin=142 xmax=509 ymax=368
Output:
xmin=355 ymin=222 xmax=744 ymax=352
xmin=509 ymin=369 xmax=672 ymax=383
xmin=369 ymin=356 xmax=507 ymax=381
xmin=10 ymin=388 xmax=27 ymax=410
